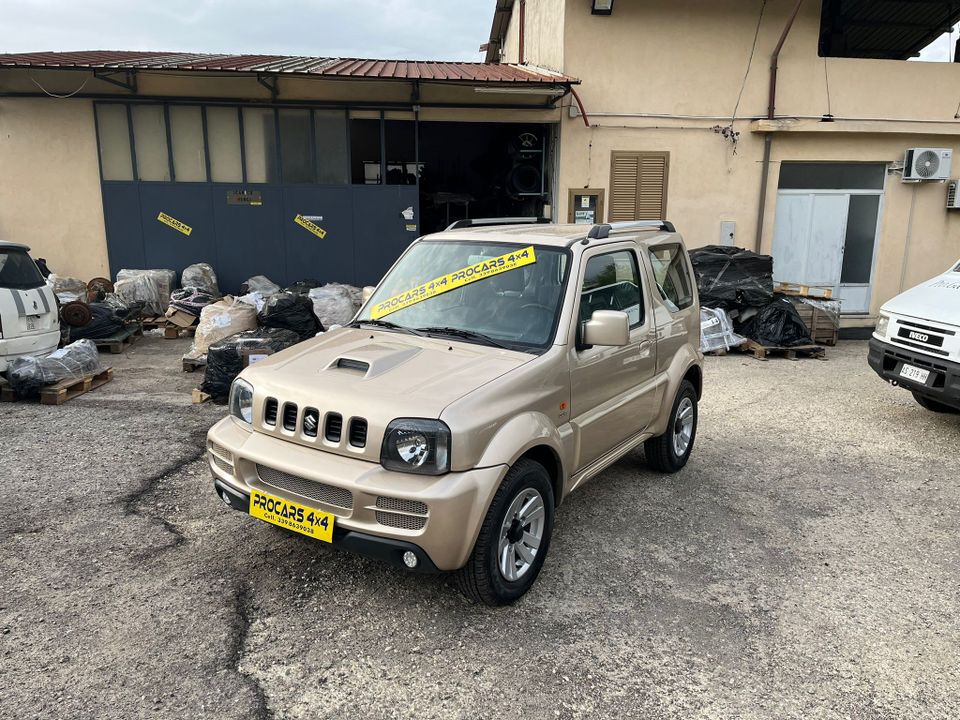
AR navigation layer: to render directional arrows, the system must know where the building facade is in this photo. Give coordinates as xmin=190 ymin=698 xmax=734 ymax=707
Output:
xmin=490 ymin=0 xmax=960 ymax=326
xmin=0 ymin=54 xmax=570 ymax=291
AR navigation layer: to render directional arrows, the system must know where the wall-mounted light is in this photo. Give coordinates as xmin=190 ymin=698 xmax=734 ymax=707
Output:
xmin=591 ymin=0 xmax=614 ymax=15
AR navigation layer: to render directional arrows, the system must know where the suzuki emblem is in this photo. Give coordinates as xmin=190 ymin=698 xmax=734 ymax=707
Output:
xmin=32 ymin=300 xmax=38 ymax=310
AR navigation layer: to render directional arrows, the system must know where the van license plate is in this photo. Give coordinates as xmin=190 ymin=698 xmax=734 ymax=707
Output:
xmin=249 ymin=488 xmax=334 ymax=542
xmin=899 ymin=364 xmax=930 ymax=384
xmin=25 ymin=316 xmax=37 ymax=331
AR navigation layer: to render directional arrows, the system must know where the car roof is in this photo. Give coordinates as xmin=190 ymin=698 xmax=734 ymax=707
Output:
xmin=0 ymin=241 xmax=30 ymax=251
xmin=422 ymin=222 xmax=680 ymax=249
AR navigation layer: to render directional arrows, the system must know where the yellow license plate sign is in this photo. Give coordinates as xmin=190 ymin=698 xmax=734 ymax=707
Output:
xmin=249 ymin=488 xmax=334 ymax=542
xmin=370 ymin=245 xmax=537 ymax=320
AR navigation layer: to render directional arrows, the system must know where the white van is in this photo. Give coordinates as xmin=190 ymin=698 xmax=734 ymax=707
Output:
xmin=0 ymin=242 xmax=60 ymax=373
xmin=869 ymin=260 xmax=960 ymax=413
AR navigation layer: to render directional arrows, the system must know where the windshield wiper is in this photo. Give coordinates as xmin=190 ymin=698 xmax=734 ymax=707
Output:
xmin=416 ymin=326 xmax=515 ymax=350
xmin=349 ymin=319 xmax=422 ymax=335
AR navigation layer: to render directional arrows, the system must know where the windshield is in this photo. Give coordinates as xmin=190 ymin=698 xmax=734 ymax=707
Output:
xmin=0 ymin=248 xmax=45 ymax=290
xmin=359 ymin=241 xmax=570 ymax=351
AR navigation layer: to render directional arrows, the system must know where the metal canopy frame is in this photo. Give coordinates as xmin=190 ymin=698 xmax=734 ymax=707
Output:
xmin=820 ymin=0 xmax=960 ymax=60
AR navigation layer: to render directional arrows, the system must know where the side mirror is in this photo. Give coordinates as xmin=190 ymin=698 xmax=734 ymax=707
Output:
xmin=583 ymin=310 xmax=630 ymax=347
xmin=361 ymin=286 xmax=376 ymax=303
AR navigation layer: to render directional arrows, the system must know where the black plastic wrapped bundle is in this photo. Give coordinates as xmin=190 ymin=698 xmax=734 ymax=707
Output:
xmin=8 ymin=339 xmax=102 ymax=397
xmin=69 ymin=303 xmax=126 ymax=340
xmin=200 ymin=328 xmax=300 ymax=400
xmin=169 ymin=287 xmax=217 ymax=317
xmin=738 ymin=298 xmax=813 ymax=347
xmin=689 ymin=245 xmax=774 ymax=312
xmin=257 ymin=291 xmax=324 ymax=341
xmin=284 ymin=279 xmax=322 ymax=295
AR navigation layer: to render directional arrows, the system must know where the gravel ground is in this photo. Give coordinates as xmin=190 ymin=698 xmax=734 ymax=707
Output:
xmin=1 ymin=336 xmax=957 ymax=720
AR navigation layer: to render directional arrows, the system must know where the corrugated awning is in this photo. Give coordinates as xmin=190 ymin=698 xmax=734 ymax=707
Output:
xmin=0 ymin=50 xmax=577 ymax=84
xmin=821 ymin=0 xmax=960 ymax=59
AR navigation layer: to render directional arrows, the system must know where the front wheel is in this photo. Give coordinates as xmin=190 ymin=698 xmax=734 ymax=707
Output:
xmin=912 ymin=391 xmax=960 ymax=414
xmin=455 ymin=459 xmax=554 ymax=606
xmin=644 ymin=379 xmax=698 ymax=473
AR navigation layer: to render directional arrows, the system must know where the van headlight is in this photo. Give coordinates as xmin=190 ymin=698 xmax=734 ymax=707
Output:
xmin=380 ymin=419 xmax=451 ymax=475
xmin=876 ymin=312 xmax=890 ymax=338
xmin=229 ymin=378 xmax=254 ymax=425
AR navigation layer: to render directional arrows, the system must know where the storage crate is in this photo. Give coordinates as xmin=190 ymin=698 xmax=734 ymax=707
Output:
xmin=791 ymin=298 xmax=840 ymax=346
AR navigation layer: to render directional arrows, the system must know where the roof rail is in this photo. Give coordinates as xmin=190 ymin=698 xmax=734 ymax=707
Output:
xmin=446 ymin=217 xmax=552 ymax=231
xmin=586 ymin=220 xmax=675 ymax=240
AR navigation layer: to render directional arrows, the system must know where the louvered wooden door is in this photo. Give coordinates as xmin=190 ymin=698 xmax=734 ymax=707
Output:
xmin=608 ymin=151 xmax=669 ymax=222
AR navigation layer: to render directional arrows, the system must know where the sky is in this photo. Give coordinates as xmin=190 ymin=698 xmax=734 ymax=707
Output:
xmin=915 ymin=24 xmax=959 ymax=62
xmin=0 ymin=0 xmax=496 ymax=61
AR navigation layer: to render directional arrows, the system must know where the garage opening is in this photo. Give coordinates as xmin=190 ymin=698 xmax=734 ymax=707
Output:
xmin=417 ymin=122 xmax=550 ymax=234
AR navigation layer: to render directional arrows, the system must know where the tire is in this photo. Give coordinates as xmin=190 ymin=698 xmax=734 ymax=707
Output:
xmin=912 ymin=391 xmax=960 ymax=414
xmin=644 ymin=379 xmax=698 ymax=473
xmin=455 ymin=458 xmax=555 ymax=606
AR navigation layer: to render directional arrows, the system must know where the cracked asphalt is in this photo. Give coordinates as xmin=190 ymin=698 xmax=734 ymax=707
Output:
xmin=1 ymin=336 xmax=958 ymax=720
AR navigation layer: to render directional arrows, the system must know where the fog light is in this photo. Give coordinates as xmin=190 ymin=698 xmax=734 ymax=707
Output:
xmin=221 ymin=491 xmax=232 ymax=507
xmin=402 ymin=551 xmax=418 ymax=568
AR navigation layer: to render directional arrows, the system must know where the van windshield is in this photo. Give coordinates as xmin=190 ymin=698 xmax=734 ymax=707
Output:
xmin=357 ymin=241 xmax=570 ymax=352
xmin=0 ymin=248 xmax=45 ymax=290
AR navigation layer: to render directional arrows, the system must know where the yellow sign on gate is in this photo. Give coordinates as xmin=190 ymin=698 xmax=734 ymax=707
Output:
xmin=294 ymin=214 xmax=328 ymax=239
xmin=157 ymin=212 xmax=192 ymax=236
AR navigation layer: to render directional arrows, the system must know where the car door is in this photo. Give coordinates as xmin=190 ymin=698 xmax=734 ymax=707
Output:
xmin=569 ymin=244 xmax=661 ymax=471
xmin=645 ymin=242 xmax=697 ymax=372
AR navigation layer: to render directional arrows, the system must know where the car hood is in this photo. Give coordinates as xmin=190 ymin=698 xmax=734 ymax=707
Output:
xmin=882 ymin=268 xmax=960 ymax=327
xmin=238 ymin=327 xmax=534 ymax=461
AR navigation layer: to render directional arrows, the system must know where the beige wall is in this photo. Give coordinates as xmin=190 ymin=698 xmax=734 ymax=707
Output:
xmin=547 ymin=0 xmax=960 ymax=322
xmin=0 ymin=98 xmax=108 ymax=280
xmin=501 ymin=0 xmax=565 ymax=71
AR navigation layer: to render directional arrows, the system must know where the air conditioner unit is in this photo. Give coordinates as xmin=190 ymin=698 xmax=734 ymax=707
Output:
xmin=948 ymin=180 xmax=960 ymax=209
xmin=902 ymin=148 xmax=953 ymax=182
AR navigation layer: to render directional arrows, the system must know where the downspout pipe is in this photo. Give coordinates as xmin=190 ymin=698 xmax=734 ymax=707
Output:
xmin=755 ymin=0 xmax=804 ymax=252
xmin=519 ymin=0 xmax=526 ymax=64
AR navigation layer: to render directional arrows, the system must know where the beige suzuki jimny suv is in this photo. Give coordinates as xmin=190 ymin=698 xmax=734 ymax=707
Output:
xmin=207 ymin=219 xmax=703 ymax=605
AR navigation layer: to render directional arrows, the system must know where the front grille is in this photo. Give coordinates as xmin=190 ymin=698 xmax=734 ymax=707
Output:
xmin=263 ymin=398 xmax=278 ymax=426
xmin=325 ymin=413 xmax=343 ymax=442
xmin=890 ymin=337 xmax=949 ymax=357
xmin=282 ymin=403 xmax=298 ymax=431
xmin=256 ymin=464 xmax=353 ymax=509
xmin=212 ymin=454 xmax=233 ymax=475
xmin=376 ymin=511 xmax=427 ymax=531
xmin=349 ymin=418 xmax=368 ymax=448
xmin=302 ymin=408 xmax=319 ymax=437
xmin=376 ymin=496 xmax=428 ymax=515
xmin=897 ymin=319 xmax=956 ymax=337
xmin=208 ymin=442 xmax=232 ymax=462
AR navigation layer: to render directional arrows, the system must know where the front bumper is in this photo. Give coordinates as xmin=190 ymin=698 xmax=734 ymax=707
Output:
xmin=868 ymin=337 xmax=960 ymax=409
xmin=206 ymin=416 xmax=508 ymax=572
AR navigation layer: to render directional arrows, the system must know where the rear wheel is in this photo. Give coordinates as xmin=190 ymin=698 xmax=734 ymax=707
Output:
xmin=912 ymin=391 xmax=960 ymax=414
xmin=455 ymin=459 xmax=554 ymax=606
xmin=644 ymin=379 xmax=698 ymax=473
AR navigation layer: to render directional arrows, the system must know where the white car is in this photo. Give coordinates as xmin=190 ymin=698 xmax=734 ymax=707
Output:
xmin=869 ymin=260 xmax=960 ymax=413
xmin=0 ymin=242 xmax=60 ymax=373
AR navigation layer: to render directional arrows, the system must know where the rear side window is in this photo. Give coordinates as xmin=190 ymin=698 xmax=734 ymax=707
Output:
xmin=579 ymin=250 xmax=644 ymax=328
xmin=648 ymin=244 xmax=694 ymax=311
xmin=0 ymin=249 xmax=45 ymax=290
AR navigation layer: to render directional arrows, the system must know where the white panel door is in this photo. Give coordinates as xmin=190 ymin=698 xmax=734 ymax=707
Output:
xmin=772 ymin=192 xmax=847 ymax=287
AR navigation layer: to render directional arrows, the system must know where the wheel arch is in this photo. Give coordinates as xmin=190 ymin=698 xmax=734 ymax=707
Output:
xmin=516 ymin=444 xmax=565 ymax=507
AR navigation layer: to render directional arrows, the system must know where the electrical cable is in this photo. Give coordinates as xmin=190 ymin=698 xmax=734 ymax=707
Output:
xmin=29 ymin=74 xmax=90 ymax=99
xmin=823 ymin=57 xmax=833 ymax=117
xmin=730 ymin=0 xmax=768 ymax=125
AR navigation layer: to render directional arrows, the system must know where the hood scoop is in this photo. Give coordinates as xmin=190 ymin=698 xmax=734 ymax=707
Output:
xmin=326 ymin=341 xmax=422 ymax=379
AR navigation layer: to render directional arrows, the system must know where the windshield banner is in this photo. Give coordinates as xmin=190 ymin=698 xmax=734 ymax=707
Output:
xmin=371 ymin=246 xmax=537 ymax=320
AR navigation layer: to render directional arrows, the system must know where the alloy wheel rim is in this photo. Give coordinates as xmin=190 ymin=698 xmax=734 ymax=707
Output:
xmin=497 ymin=488 xmax=545 ymax=582
xmin=672 ymin=396 xmax=695 ymax=457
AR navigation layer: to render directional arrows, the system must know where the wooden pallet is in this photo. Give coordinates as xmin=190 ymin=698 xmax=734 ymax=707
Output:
xmin=1 ymin=367 xmax=113 ymax=404
xmin=775 ymin=282 xmax=834 ymax=300
xmin=182 ymin=355 xmax=207 ymax=373
xmin=736 ymin=339 xmax=826 ymax=361
xmin=140 ymin=316 xmax=167 ymax=330
xmin=93 ymin=325 xmax=139 ymax=354
xmin=164 ymin=323 xmax=198 ymax=339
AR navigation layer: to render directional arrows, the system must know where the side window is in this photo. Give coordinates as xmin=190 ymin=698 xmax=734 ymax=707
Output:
xmin=648 ymin=244 xmax=694 ymax=311
xmin=579 ymin=250 xmax=644 ymax=329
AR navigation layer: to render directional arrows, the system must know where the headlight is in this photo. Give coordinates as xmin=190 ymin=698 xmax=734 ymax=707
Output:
xmin=875 ymin=312 xmax=890 ymax=338
xmin=380 ymin=418 xmax=450 ymax=475
xmin=229 ymin=378 xmax=254 ymax=424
